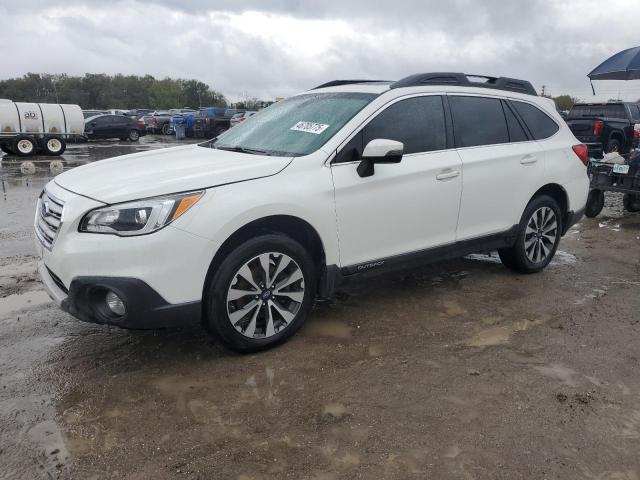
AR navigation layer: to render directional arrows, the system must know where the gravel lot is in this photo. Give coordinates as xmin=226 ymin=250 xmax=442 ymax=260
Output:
xmin=1 ymin=138 xmax=640 ymax=479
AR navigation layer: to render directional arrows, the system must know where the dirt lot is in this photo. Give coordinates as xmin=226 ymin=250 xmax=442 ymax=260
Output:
xmin=1 ymin=138 xmax=640 ymax=480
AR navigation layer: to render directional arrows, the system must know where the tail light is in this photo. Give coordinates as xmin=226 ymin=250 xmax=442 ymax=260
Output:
xmin=136 ymin=119 xmax=145 ymax=127
xmin=151 ymin=117 xmax=157 ymax=125
xmin=593 ymin=120 xmax=603 ymax=136
xmin=634 ymin=126 xmax=639 ymax=141
xmin=239 ymin=117 xmax=246 ymax=122
xmin=572 ymin=144 xmax=589 ymax=166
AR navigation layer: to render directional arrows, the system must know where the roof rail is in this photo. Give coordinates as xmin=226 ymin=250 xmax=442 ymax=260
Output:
xmin=312 ymin=80 xmax=391 ymax=90
xmin=390 ymin=72 xmax=538 ymax=96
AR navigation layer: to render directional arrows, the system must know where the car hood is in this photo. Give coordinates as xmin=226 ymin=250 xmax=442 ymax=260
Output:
xmin=55 ymin=144 xmax=293 ymax=204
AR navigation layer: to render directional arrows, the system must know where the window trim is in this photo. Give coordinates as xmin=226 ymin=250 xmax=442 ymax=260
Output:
xmin=508 ymin=99 xmax=561 ymax=142
xmin=331 ymin=92 xmax=452 ymax=165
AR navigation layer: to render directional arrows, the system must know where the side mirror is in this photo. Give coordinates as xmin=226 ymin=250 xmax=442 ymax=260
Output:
xmin=357 ymin=139 xmax=404 ymax=178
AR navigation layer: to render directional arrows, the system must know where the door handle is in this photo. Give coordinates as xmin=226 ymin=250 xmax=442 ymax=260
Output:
xmin=436 ymin=170 xmax=460 ymax=180
xmin=520 ymin=155 xmax=538 ymax=165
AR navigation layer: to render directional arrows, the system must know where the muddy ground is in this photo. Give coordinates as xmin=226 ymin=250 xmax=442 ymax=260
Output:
xmin=1 ymin=138 xmax=640 ymax=480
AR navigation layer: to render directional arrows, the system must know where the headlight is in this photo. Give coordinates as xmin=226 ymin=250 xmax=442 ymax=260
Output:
xmin=79 ymin=191 xmax=204 ymax=236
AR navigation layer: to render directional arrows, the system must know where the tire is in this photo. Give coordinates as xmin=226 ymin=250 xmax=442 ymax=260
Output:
xmin=623 ymin=193 xmax=640 ymax=212
xmin=128 ymin=129 xmax=140 ymax=142
xmin=13 ymin=135 xmax=37 ymax=157
xmin=43 ymin=136 xmax=66 ymax=156
xmin=498 ymin=195 xmax=562 ymax=274
xmin=161 ymin=123 xmax=171 ymax=135
xmin=585 ymin=189 xmax=605 ymax=218
xmin=204 ymin=234 xmax=317 ymax=353
xmin=0 ymin=142 xmax=13 ymax=154
xmin=606 ymin=138 xmax=621 ymax=154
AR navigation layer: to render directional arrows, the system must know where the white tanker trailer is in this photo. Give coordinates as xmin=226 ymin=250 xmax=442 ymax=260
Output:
xmin=0 ymin=99 xmax=84 ymax=156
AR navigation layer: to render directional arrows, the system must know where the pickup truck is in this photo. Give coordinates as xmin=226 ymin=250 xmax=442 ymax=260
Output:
xmin=566 ymin=101 xmax=640 ymax=158
xmin=193 ymin=108 xmax=244 ymax=138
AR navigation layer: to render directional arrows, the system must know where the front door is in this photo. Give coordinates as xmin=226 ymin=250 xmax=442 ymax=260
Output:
xmin=331 ymin=95 xmax=462 ymax=268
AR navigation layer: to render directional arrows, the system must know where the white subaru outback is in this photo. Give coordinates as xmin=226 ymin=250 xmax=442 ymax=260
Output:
xmin=35 ymin=73 xmax=589 ymax=352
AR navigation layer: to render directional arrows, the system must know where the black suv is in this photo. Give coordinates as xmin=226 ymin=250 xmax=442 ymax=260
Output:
xmin=84 ymin=114 xmax=147 ymax=142
xmin=566 ymin=102 xmax=640 ymax=157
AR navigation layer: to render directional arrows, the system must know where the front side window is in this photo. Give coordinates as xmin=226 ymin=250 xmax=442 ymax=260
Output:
xmin=363 ymin=96 xmax=446 ymax=154
xmin=511 ymin=101 xmax=559 ymax=140
xmin=207 ymin=92 xmax=376 ymax=156
xmin=450 ymin=96 xmax=509 ymax=147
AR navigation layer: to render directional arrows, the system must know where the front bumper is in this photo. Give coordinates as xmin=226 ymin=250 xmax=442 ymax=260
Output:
xmin=38 ymin=261 xmax=200 ymax=328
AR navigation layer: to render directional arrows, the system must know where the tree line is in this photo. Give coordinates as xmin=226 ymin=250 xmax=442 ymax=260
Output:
xmin=0 ymin=73 xmax=228 ymax=110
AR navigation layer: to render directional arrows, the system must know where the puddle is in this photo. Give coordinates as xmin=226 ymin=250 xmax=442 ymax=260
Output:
xmin=0 ymin=290 xmax=51 ymax=316
xmin=465 ymin=319 xmax=542 ymax=346
xmin=304 ymin=319 xmax=351 ymax=339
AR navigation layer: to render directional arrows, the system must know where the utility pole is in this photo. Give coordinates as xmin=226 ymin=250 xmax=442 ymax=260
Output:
xmin=541 ymin=85 xmax=547 ymax=97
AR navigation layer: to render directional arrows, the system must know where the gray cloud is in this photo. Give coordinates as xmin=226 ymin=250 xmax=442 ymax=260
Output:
xmin=0 ymin=0 xmax=639 ymax=102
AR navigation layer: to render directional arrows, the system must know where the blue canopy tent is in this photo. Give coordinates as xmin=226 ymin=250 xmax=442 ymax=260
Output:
xmin=588 ymin=46 xmax=640 ymax=94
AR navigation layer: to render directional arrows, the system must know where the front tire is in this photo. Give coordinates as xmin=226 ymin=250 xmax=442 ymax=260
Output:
xmin=161 ymin=123 xmax=171 ymax=135
xmin=128 ymin=129 xmax=140 ymax=142
xmin=498 ymin=195 xmax=562 ymax=274
xmin=13 ymin=136 xmax=37 ymax=157
xmin=204 ymin=234 xmax=316 ymax=353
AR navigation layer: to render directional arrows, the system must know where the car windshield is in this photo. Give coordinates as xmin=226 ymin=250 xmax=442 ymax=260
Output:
xmin=202 ymin=92 xmax=376 ymax=156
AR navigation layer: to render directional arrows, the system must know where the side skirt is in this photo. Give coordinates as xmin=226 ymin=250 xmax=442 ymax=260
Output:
xmin=319 ymin=225 xmax=518 ymax=297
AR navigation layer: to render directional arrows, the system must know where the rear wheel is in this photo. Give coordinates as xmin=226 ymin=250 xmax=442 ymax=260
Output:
xmin=606 ymin=138 xmax=621 ymax=154
xmin=204 ymin=234 xmax=316 ymax=353
xmin=623 ymin=193 xmax=640 ymax=212
xmin=43 ymin=136 xmax=66 ymax=155
xmin=585 ymin=189 xmax=605 ymax=218
xmin=13 ymin=136 xmax=36 ymax=157
xmin=128 ymin=129 xmax=140 ymax=142
xmin=161 ymin=123 xmax=171 ymax=135
xmin=498 ymin=195 xmax=562 ymax=274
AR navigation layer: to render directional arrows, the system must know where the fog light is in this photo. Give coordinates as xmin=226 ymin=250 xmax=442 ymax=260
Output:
xmin=105 ymin=291 xmax=126 ymax=316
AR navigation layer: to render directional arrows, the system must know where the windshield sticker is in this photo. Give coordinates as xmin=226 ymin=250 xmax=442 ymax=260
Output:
xmin=290 ymin=121 xmax=329 ymax=135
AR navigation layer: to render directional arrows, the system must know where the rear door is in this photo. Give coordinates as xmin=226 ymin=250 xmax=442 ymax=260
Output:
xmin=451 ymin=95 xmax=546 ymax=240
xmin=331 ymin=94 xmax=462 ymax=267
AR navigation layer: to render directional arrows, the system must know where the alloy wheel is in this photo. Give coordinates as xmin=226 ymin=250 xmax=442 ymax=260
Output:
xmin=226 ymin=252 xmax=305 ymax=339
xmin=524 ymin=206 xmax=558 ymax=263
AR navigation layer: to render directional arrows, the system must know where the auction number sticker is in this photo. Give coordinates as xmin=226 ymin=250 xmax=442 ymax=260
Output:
xmin=290 ymin=121 xmax=329 ymax=135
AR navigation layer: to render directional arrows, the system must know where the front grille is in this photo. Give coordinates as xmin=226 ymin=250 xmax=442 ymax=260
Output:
xmin=35 ymin=189 xmax=65 ymax=250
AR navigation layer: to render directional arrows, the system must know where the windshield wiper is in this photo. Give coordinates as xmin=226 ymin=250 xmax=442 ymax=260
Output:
xmin=215 ymin=145 xmax=271 ymax=156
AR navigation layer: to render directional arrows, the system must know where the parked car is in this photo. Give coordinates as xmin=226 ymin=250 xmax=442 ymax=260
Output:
xmin=84 ymin=114 xmax=146 ymax=141
xmin=0 ymin=99 xmax=84 ymax=156
xmin=36 ymin=72 xmax=588 ymax=353
xmin=565 ymin=101 xmax=640 ymax=158
xmin=193 ymin=108 xmax=243 ymax=138
xmin=230 ymin=111 xmax=257 ymax=127
xmin=82 ymin=109 xmax=108 ymax=119
xmin=147 ymin=111 xmax=172 ymax=134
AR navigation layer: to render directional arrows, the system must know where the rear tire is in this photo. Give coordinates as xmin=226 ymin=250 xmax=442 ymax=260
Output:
xmin=161 ymin=123 xmax=171 ymax=135
xmin=204 ymin=234 xmax=317 ymax=353
xmin=43 ymin=136 xmax=66 ymax=156
xmin=606 ymin=139 xmax=621 ymax=154
xmin=498 ymin=195 xmax=562 ymax=274
xmin=128 ymin=129 xmax=140 ymax=142
xmin=585 ymin=189 xmax=605 ymax=218
xmin=13 ymin=135 xmax=36 ymax=157
xmin=623 ymin=193 xmax=640 ymax=212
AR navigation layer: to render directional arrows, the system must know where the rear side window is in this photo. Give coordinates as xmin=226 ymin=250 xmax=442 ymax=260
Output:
xmin=503 ymin=102 xmax=528 ymax=142
xmin=511 ymin=101 xmax=559 ymax=140
xmin=450 ymin=96 xmax=509 ymax=147
xmin=363 ymin=96 xmax=446 ymax=154
xmin=629 ymin=104 xmax=640 ymax=122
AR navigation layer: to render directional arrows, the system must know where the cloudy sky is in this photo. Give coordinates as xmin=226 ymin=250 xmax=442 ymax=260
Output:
xmin=1 ymin=0 xmax=639 ymax=102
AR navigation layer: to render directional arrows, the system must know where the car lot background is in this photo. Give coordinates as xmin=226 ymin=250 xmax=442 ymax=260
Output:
xmin=1 ymin=138 xmax=640 ymax=479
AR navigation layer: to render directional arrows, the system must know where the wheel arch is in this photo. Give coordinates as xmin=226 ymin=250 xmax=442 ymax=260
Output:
xmin=202 ymin=215 xmax=328 ymax=303
xmin=530 ymin=183 xmax=571 ymax=234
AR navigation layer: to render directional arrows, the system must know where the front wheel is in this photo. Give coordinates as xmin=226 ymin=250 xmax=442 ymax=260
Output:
xmin=498 ymin=195 xmax=562 ymax=274
xmin=204 ymin=234 xmax=316 ymax=353
xmin=161 ymin=123 xmax=171 ymax=135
